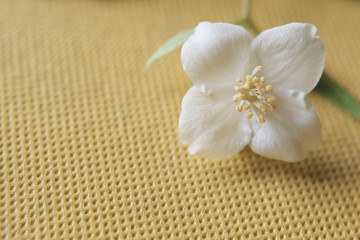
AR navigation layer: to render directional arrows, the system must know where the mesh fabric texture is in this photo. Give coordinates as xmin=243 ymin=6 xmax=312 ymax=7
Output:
xmin=0 ymin=0 xmax=359 ymax=239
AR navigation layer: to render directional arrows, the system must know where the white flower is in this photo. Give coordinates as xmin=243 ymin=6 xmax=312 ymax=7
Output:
xmin=179 ymin=22 xmax=325 ymax=162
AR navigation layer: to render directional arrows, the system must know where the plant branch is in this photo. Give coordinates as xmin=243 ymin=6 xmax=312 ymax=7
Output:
xmin=235 ymin=0 xmax=260 ymax=35
xmin=241 ymin=0 xmax=251 ymax=20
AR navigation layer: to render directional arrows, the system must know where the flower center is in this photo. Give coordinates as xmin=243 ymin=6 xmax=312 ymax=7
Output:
xmin=232 ymin=65 xmax=276 ymax=124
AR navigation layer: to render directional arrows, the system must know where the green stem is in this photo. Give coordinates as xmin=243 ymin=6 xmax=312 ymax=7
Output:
xmin=241 ymin=0 xmax=251 ymax=20
xmin=246 ymin=18 xmax=260 ymax=35
xmin=235 ymin=0 xmax=260 ymax=35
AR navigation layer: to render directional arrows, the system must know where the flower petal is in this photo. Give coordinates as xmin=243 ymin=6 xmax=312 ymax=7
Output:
xmin=249 ymin=23 xmax=325 ymax=93
xmin=179 ymin=86 xmax=252 ymax=159
xmin=181 ymin=22 xmax=253 ymax=95
xmin=249 ymin=90 xmax=322 ymax=162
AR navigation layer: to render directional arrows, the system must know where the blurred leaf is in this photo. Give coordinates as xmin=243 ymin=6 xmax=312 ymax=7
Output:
xmin=315 ymin=73 xmax=360 ymax=119
xmin=145 ymin=28 xmax=194 ymax=72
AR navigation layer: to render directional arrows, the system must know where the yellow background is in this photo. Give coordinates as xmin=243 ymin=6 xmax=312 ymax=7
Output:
xmin=0 ymin=0 xmax=359 ymax=239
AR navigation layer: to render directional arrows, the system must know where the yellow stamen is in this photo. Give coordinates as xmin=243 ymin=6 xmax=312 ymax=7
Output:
xmin=258 ymin=103 xmax=267 ymax=113
xmin=243 ymin=83 xmax=250 ymax=90
xmin=233 ymin=65 xmax=276 ymax=124
xmin=238 ymin=94 xmax=246 ymax=100
xmin=266 ymin=97 xmax=276 ymax=104
xmin=265 ymin=85 xmax=273 ymax=92
xmin=235 ymin=86 xmax=244 ymax=92
xmin=237 ymin=77 xmax=243 ymax=83
xmin=259 ymin=115 xmax=265 ymax=123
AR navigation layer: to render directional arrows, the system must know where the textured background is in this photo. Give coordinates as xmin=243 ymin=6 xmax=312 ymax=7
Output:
xmin=0 ymin=0 xmax=359 ymax=239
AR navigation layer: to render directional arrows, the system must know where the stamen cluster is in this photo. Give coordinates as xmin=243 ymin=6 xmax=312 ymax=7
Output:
xmin=232 ymin=66 xmax=276 ymax=123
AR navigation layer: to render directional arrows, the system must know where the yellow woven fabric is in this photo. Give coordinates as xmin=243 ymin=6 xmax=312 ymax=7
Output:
xmin=1 ymin=0 xmax=359 ymax=239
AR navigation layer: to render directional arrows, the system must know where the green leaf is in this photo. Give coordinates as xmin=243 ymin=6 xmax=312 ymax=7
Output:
xmin=315 ymin=73 xmax=360 ymax=119
xmin=144 ymin=28 xmax=194 ymax=72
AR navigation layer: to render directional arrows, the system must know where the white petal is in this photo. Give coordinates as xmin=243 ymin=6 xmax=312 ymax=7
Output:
xmin=179 ymin=86 xmax=252 ymax=159
xmin=181 ymin=22 xmax=253 ymax=95
xmin=249 ymin=23 xmax=325 ymax=93
xmin=249 ymin=90 xmax=322 ymax=162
